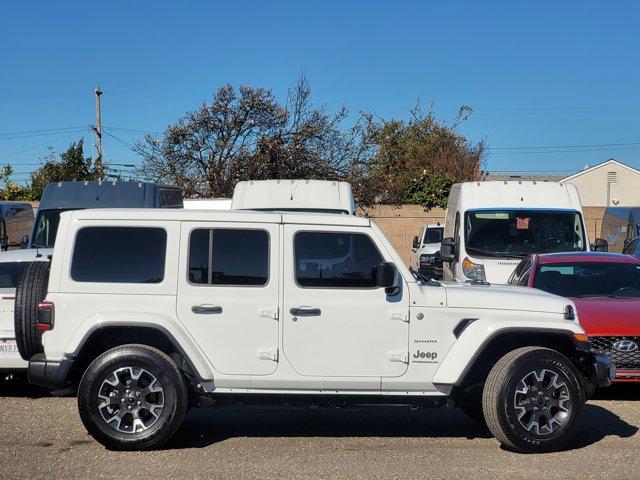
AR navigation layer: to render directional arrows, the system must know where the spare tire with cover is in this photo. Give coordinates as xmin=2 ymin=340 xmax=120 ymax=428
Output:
xmin=14 ymin=260 xmax=50 ymax=360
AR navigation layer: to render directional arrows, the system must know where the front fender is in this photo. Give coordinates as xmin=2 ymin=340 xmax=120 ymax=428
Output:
xmin=432 ymin=317 xmax=585 ymax=385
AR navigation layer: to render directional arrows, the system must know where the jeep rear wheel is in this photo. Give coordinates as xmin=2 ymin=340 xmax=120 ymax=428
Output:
xmin=78 ymin=345 xmax=188 ymax=450
xmin=482 ymin=347 xmax=585 ymax=453
xmin=14 ymin=261 xmax=50 ymax=360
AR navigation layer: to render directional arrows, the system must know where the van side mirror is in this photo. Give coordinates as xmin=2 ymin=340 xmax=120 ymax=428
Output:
xmin=373 ymin=261 xmax=398 ymax=293
xmin=592 ymin=238 xmax=608 ymax=252
xmin=440 ymin=237 xmax=457 ymax=262
xmin=412 ymin=235 xmax=419 ymax=249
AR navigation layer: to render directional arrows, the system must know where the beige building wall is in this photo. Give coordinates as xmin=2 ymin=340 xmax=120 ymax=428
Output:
xmin=359 ymin=205 xmax=446 ymax=265
xmin=565 ymin=162 xmax=640 ymax=207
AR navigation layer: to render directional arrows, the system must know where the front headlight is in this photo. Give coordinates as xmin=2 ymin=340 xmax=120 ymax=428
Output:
xmin=462 ymin=256 xmax=486 ymax=281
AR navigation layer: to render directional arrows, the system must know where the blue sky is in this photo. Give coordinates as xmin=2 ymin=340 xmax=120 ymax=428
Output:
xmin=1 ymin=0 xmax=639 ymax=182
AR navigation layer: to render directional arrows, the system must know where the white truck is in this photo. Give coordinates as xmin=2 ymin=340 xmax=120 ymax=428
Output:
xmin=15 ymin=206 xmax=613 ymax=453
xmin=441 ymin=181 xmax=608 ymax=284
xmin=411 ymin=223 xmax=444 ymax=279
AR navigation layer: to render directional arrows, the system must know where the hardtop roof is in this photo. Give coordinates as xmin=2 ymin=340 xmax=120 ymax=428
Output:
xmin=65 ymin=208 xmax=371 ymax=227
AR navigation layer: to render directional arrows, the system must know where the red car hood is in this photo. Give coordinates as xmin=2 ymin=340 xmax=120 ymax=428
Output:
xmin=573 ymin=297 xmax=640 ymax=336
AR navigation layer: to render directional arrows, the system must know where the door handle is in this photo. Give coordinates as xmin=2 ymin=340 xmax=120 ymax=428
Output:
xmin=191 ymin=305 xmax=223 ymax=315
xmin=289 ymin=307 xmax=321 ymax=317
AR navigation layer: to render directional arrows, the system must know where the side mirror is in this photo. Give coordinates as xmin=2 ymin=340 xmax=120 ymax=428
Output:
xmin=591 ymin=238 xmax=608 ymax=252
xmin=0 ymin=234 xmax=8 ymax=251
xmin=20 ymin=235 xmax=29 ymax=249
xmin=440 ymin=237 xmax=457 ymax=262
xmin=412 ymin=235 xmax=419 ymax=249
xmin=373 ymin=261 xmax=398 ymax=293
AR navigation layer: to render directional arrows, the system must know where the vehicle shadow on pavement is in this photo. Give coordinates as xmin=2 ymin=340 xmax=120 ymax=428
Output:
xmin=168 ymin=406 xmax=494 ymax=449
xmin=0 ymin=379 xmax=49 ymax=398
xmin=564 ymin=403 xmax=638 ymax=451
xmin=169 ymin=396 xmax=638 ymax=451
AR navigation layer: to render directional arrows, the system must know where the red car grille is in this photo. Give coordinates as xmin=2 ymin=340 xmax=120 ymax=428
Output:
xmin=591 ymin=336 xmax=640 ymax=370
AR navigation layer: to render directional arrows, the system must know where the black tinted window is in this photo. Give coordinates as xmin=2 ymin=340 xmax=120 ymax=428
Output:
xmin=0 ymin=262 xmax=24 ymax=288
xmin=295 ymin=232 xmax=383 ymax=288
xmin=158 ymin=188 xmax=183 ymax=208
xmin=534 ymin=262 xmax=640 ymax=298
xmin=71 ymin=227 xmax=166 ymax=283
xmin=188 ymin=229 xmax=269 ymax=286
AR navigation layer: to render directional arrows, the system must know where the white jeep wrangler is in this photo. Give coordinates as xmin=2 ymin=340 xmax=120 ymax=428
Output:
xmin=15 ymin=208 xmax=614 ymax=452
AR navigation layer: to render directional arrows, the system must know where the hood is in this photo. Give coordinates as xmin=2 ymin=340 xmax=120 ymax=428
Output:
xmin=573 ymin=297 xmax=640 ymax=336
xmin=443 ymin=282 xmax=572 ymax=315
xmin=418 ymin=244 xmax=441 ymax=255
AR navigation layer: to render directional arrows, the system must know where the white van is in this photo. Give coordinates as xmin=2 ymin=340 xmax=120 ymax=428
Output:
xmin=440 ymin=181 xmax=606 ymax=284
xmin=183 ymin=198 xmax=232 ymax=210
xmin=231 ymin=179 xmax=355 ymax=214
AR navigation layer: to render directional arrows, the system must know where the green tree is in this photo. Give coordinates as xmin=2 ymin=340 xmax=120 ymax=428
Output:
xmin=29 ymin=139 xmax=98 ymax=199
xmin=0 ymin=166 xmax=34 ymax=201
xmin=363 ymin=104 xmax=486 ymax=210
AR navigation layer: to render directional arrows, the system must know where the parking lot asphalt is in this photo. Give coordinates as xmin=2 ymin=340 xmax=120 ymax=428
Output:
xmin=1 ymin=383 xmax=639 ymax=480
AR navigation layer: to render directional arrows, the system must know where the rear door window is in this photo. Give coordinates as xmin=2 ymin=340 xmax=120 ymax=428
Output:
xmin=188 ymin=229 xmax=269 ymax=286
xmin=71 ymin=227 xmax=167 ymax=283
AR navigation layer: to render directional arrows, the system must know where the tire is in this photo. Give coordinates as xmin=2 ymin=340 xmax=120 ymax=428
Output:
xmin=14 ymin=261 xmax=50 ymax=360
xmin=482 ymin=347 xmax=585 ymax=453
xmin=78 ymin=344 xmax=188 ymax=450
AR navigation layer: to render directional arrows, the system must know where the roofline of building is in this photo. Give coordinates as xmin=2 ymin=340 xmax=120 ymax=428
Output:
xmin=561 ymin=158 xmax=640 ymax=182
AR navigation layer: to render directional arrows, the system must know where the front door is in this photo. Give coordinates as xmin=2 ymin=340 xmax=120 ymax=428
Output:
xmin=283 ymin=225 xmax=409 ymax=378
xmin=177 ymin=222 xmax=280 ymax=375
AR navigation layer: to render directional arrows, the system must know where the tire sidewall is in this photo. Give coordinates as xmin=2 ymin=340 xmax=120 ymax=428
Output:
xmin=78 ymin=347 xmax=186 ymax=450
xmin=498 ymin=351 xmax=584 ymax=452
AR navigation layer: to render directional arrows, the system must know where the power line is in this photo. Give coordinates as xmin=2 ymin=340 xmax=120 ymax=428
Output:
xmin=102 ymin=129 xmax=135 ymax=150
xmin=0 ymin=130 xmax=88 ymax=161
xmin=104 ymin=126 xmax=161 ymax=135
xmin=0 ymin=126 xmax=87 ymax=139
xmin=490 ymin=141 xmax=640 ymax=151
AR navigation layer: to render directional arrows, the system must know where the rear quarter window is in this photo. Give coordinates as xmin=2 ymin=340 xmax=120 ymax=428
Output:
xmin=71 ymin=227 xmax=167 ymax=283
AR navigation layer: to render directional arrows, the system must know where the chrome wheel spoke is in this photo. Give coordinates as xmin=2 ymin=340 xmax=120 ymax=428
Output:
xmin=513 ymin=368 xmax=572 ymax=436
xmin=98 ymin=366 xmax=165 ymax=434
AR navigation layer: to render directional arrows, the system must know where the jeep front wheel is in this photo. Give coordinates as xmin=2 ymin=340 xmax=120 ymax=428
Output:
xmin=482 ymin=346 xmax=585 ymax=453
xmin=78 ymin=344 xmax=188 ymax=450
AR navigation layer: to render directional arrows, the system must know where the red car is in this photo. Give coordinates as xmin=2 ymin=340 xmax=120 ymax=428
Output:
xmin=509 ymin=252 xmax=640 ymax=382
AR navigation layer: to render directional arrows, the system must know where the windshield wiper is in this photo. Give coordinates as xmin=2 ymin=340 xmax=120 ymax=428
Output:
xmin=466 ymin=247 xmax=523 ymax=259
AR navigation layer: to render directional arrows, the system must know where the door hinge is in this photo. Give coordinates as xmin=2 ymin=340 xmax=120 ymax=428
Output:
xmin=389 ymin=309 xmax=409 ymax=323
xmin=259 ymin=307 xmax=279 ymax=321
xmin=257 ymin=347 xmax=278 ymax=362
xmin=387 ymin=350 xmax=408 ymax=364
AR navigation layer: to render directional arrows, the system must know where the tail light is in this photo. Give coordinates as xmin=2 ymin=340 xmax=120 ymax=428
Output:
xmin=36 ymin=301 xmax=55 ymax=331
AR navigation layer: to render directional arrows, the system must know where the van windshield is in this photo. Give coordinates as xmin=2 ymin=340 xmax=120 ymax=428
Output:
xmin=32 ymin=209 xmax=70 ymax=248
xmin=465 ymin=209 xmax=586 ymax=257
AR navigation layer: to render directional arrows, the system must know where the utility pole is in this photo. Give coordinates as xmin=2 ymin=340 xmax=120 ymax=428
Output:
xmin=93 ymin=86 xmax=103 ymax=179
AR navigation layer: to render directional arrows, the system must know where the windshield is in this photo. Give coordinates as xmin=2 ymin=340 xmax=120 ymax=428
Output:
xmin=465 ymin=209 xmax=586 ymax=257
xmin=32 ymin=209 xmax=67 ymax=248
xmin=534 ymin=262 xmax=640 ymax=298
xmin=423 ymin=227 xmax=443 ymax=244
xmin=0 ymin=262 xmax=24 ymax=288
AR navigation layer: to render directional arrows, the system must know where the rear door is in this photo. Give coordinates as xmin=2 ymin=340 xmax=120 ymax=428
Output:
xmin=177 ymin=222 xmax=280 ymax=375
xmin=283 ymin=225 xmax=409 ymax=379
